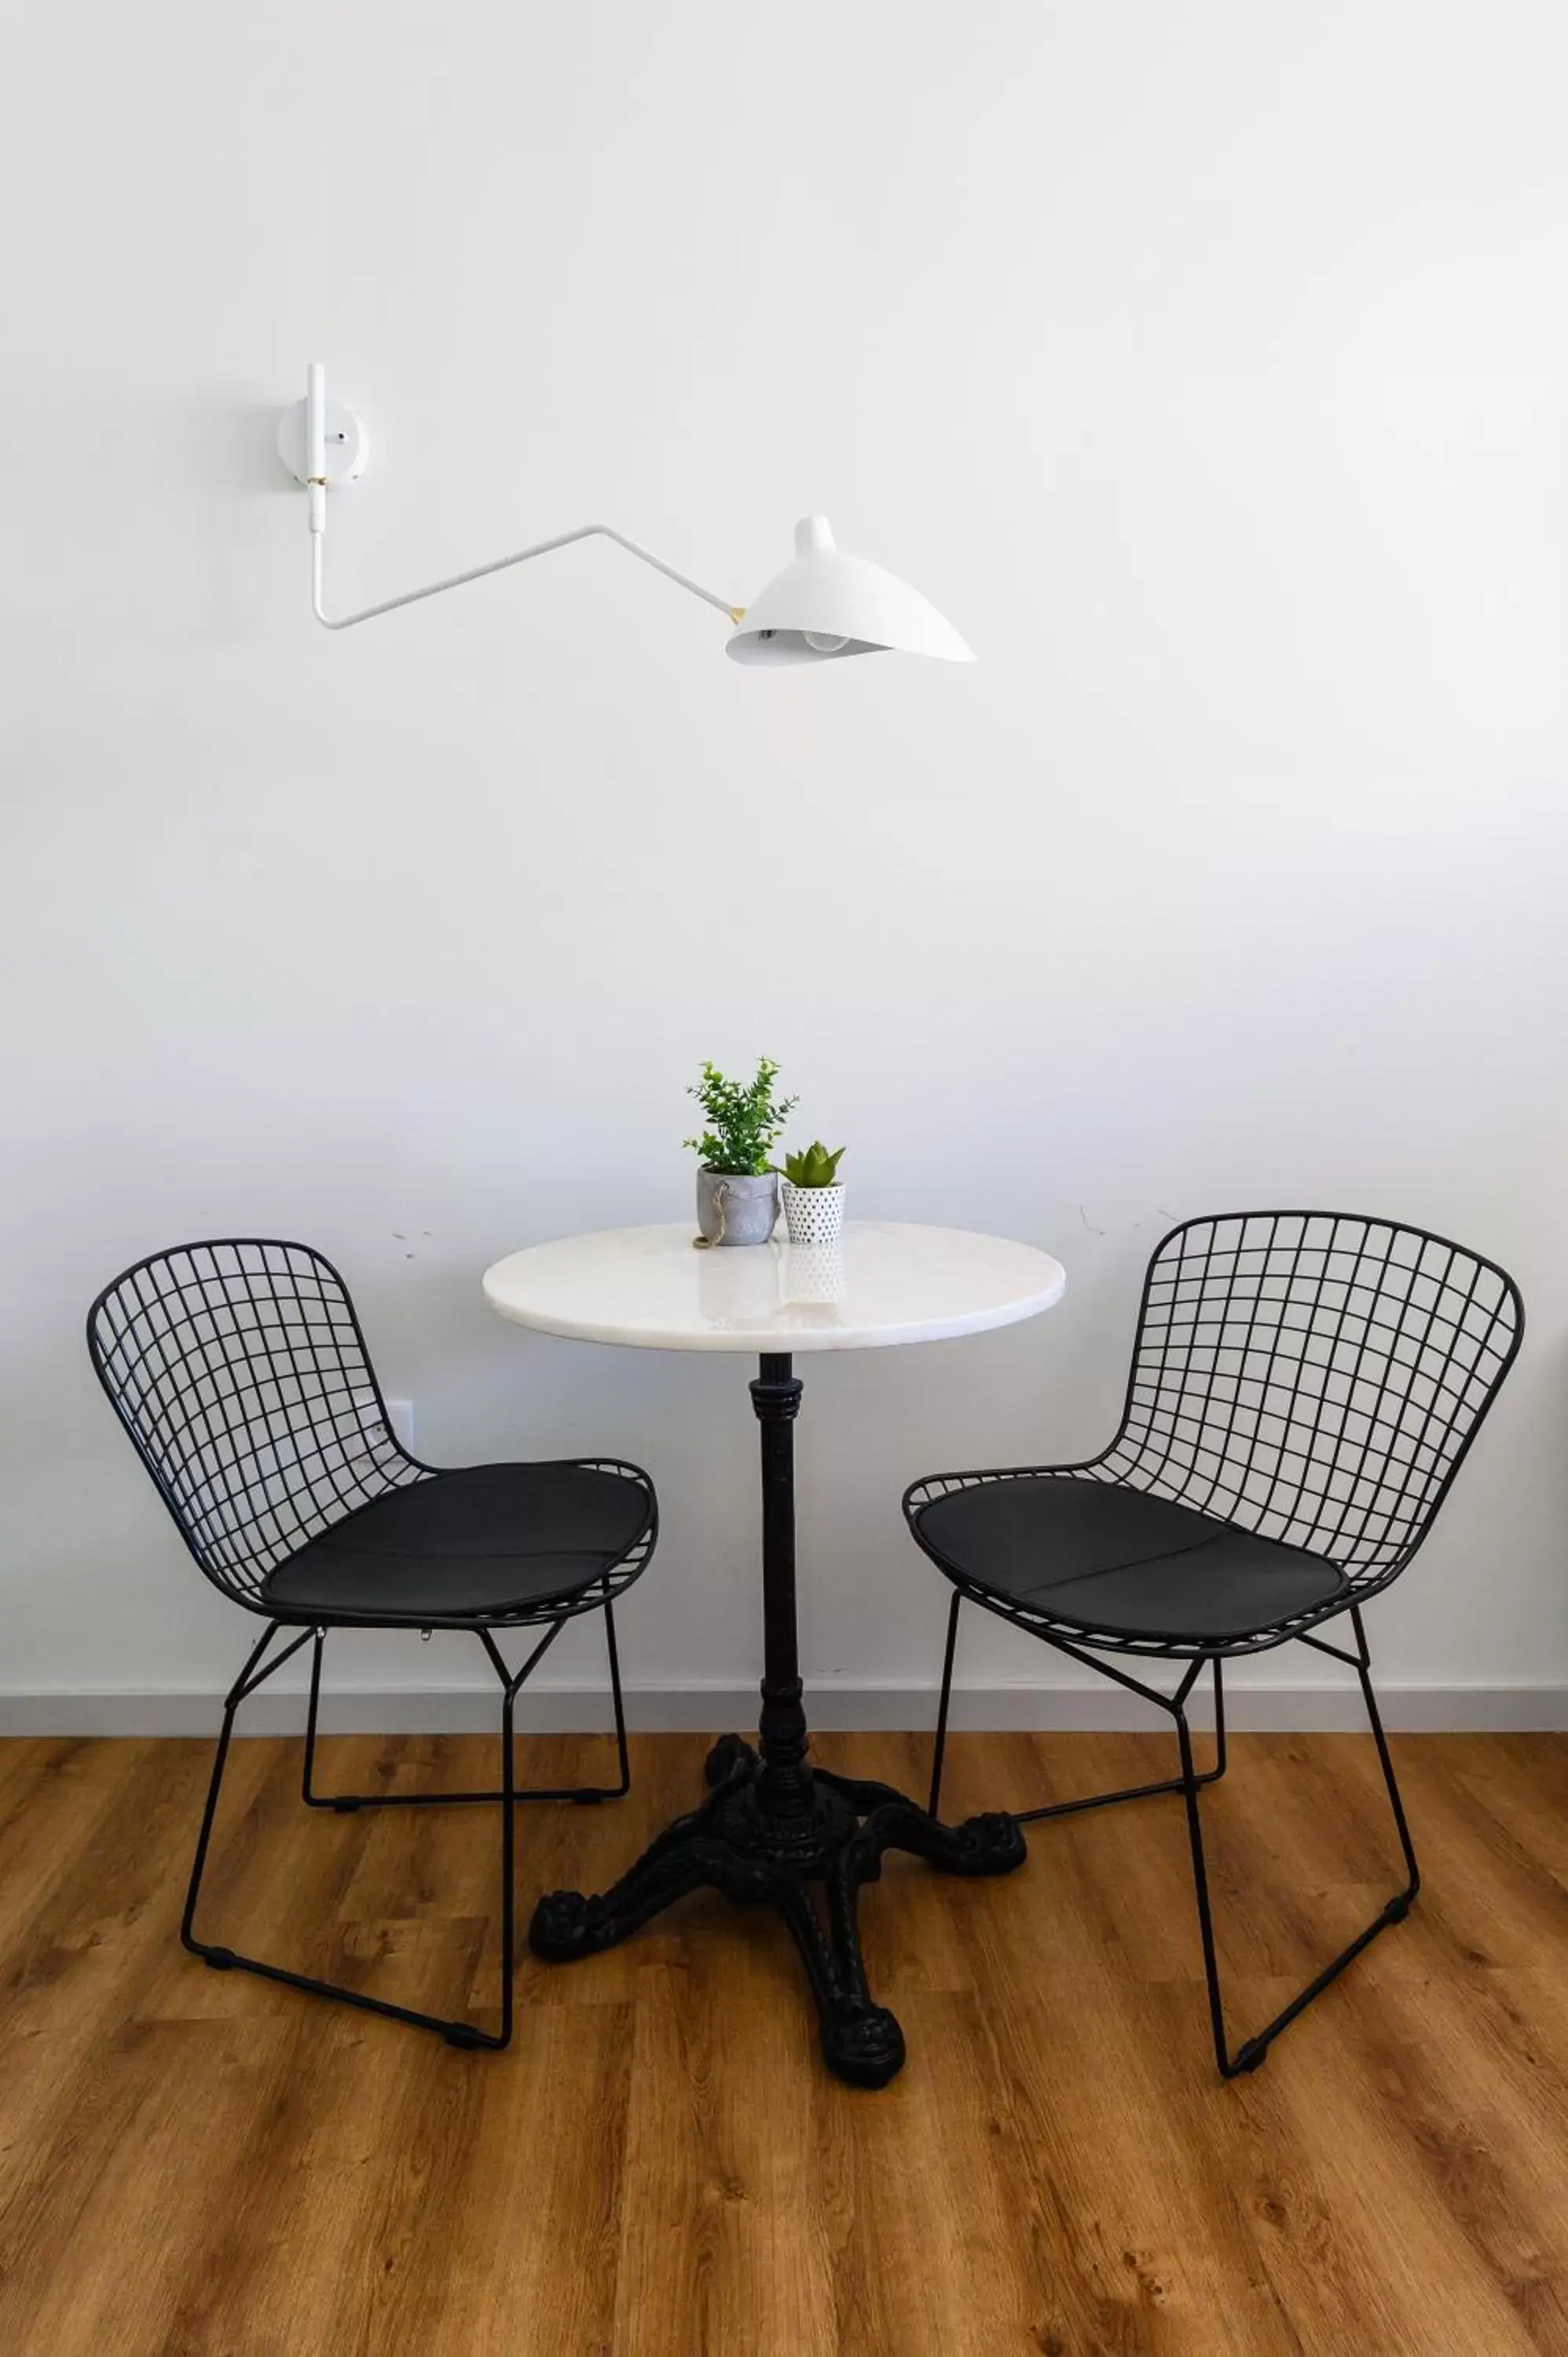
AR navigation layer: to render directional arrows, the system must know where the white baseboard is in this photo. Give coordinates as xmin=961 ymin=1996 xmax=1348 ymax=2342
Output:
xmin=0 ymin=1678 xmax=1563 ymax=1739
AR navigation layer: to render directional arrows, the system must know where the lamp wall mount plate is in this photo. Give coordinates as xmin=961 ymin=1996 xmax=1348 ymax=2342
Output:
xmin=279 ymin=362 xmax=972 ymax=665
xmin=277 ymin=395 xmax=368 ymax=490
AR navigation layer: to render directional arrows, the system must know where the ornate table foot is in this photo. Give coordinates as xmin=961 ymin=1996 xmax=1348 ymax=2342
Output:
xmin=527 ymin=1740 xmax=1027 ymax=2086
xmin=852 ymin=1799 xmax=1028 ymax=1880
xmin=529 ymin=1832 xmax=775 ymax=1959
xmin=819 ymin=2000 xmax=906 ymax=2088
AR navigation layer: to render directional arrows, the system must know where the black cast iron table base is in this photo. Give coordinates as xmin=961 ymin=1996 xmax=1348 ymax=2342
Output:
xmin=526 ymin=1349 xmax=1028 ymax=2088
xmin=529 ymin=1732 xmax=1025 ymax=2087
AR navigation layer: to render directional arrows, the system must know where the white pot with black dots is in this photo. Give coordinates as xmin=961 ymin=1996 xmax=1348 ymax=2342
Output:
xmin=780 ymin=1141 xmax=848 ymax=1245
xmin=781 ymin=1181 xmax=847 ymax=1248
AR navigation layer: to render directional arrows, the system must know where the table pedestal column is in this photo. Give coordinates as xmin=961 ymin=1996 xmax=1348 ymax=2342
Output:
xmin=529 ymin=1353 xmax=1027 ymax=2088
xmin=751 ymin=1354 xmax=813 ymax=1824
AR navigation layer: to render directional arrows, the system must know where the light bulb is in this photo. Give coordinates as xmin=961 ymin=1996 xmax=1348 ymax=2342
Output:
xmin=804 ymin=630 xmax=848 ymax=654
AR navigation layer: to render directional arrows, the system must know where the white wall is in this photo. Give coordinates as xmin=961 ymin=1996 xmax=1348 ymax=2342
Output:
xmin=3 ymin=0 xmax=1566 ymax=1732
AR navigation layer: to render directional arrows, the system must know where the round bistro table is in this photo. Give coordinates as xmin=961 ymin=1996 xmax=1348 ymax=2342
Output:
xmin=483 ymin=1219 xmax=1066 ymax=2086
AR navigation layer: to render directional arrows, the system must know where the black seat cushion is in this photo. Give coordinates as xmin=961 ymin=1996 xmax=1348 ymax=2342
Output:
xmin=913 ymin=1476 xmax=1346 ymax=1644
xmin=262 ymin=1462 xmax=652 ymax=1623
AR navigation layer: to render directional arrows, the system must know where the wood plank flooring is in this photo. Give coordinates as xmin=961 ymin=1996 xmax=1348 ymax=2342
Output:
xmin=1 ymin=1728 xmax=1565 ymax=2355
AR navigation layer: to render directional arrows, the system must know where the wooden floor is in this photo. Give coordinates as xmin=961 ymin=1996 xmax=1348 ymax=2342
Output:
xmin=1 ymin=1729 xmax=1566 ymax=2355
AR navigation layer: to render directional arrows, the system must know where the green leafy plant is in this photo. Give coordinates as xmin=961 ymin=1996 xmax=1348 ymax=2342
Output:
xmin=783 ymin=1141 xmax=846 ymax=1189
xmin=684 ymin=1058 xmax=798 ymax=1177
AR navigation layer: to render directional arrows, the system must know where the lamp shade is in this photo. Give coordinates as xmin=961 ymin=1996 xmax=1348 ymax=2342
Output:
xmin=726 ymin=516 xmax=974 ymax=667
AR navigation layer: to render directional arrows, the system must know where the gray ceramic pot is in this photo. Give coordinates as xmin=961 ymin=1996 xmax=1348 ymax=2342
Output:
xmin=696 ymin=1167 xmax=778 ymax=1246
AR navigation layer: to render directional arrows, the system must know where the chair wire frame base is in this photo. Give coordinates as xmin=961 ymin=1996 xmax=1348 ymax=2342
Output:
xmin=928 ymin=1589 xmax=1420 ymax=2079
xmin=182 ymin=1604 xmax=631 ymax=2053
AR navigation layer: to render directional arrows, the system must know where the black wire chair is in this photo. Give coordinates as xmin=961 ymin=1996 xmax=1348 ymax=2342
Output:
xmin=86 ymin=1237 xmax=658 ymax=2051
xmin=904 ymin=1210 xmax=1523 ymax=2077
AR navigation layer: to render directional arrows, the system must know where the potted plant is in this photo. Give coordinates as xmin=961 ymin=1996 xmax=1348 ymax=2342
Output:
xmin=780 ymin=1140 xmax=847 ymax=1246
xmin=685 ymin=1058 xmax=797 ymax=1246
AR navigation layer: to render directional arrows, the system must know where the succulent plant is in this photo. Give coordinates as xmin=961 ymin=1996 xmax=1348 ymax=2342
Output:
xmin=782 ymin=1141 xmax=846 ymax=1189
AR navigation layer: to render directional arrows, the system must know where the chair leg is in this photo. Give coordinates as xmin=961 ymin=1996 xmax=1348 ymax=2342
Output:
xmin=301 ymin=1625 xmax=330 ymax=1805
xmin=301 ymin=1605 xmax=633 ymax=1811
xmin=1174 ymin=1612 xmax=1419 ymax=2078
xmin=185 ymin=1620 xmax=540 ymax=2050
xmin=927 ymin=1591 xmax=963 ymax=1816
xmin=603 ymin=1599 xmax=631 ymax=1798
xmin=490 ymin=1659 xmax=519 ymax=2054
xmin=181 ymin=1626 xmax=282 ymax=1957
xmin=928 ymin=1590 xmax=1226 ymax=1824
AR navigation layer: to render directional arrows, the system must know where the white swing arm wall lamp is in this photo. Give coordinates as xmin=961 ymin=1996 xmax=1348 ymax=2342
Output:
xmin=279 ymin=364 xmax=973 ymax=669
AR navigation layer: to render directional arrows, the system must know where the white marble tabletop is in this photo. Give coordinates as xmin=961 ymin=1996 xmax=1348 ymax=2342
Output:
xmin=482 ymin=1220 xmax=1066 ymax=1354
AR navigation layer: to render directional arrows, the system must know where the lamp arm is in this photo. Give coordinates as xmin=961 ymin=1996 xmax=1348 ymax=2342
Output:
xmin=310 ymin=519 xmax=743 ymax=632
xmin=297 ymin=362 xmax=742 ymax=630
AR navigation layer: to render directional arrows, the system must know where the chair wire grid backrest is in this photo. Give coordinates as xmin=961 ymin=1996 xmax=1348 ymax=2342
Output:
xmin=88 ymin=1240 xmax=427 ymax=1603
xmin=1092 ymin=1211 xmax=1522 ymax=1590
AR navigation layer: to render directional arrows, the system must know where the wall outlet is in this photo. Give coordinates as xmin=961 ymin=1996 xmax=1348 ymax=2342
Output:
xmin=385 ymin=1398 xmax=416 ymax=1453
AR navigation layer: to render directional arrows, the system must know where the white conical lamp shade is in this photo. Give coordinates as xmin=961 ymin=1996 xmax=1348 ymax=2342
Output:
xmin=726 ymin=516 xmax=974 ymax=667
